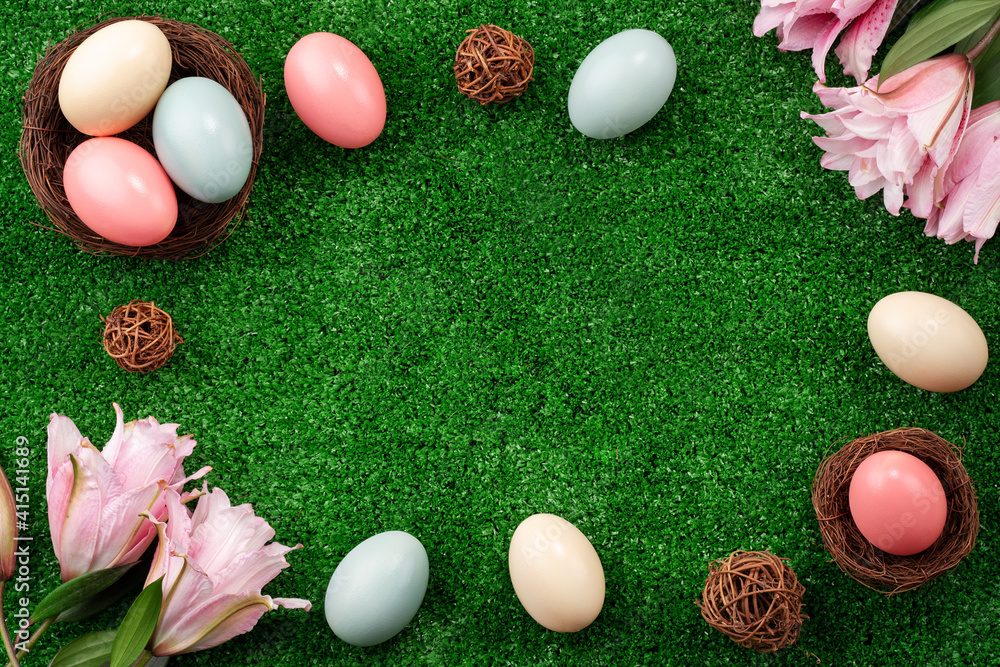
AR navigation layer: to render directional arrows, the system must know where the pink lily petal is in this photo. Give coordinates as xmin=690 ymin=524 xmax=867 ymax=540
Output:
xmin=93 ymin=482 xmax=163 ymax=570
xmin=212 ymin=542 xmax=303 ymax=597
xmin=931 ymin=173 xmax=978 ymax=241
xmin=272 ymin=597 xmax=312 ymax=611
xmin=99 ymin=403 xmax=126 ymax=467
xmin=57 ymin=450 xmax=123 ymax=581
xmin=753 ymin=2 xmax=794 ymax=37
xmin=780 ymin=14 xmax=838 ymax=51
xmin=152 ymin=592 xmax=272 ymax=656
xmin=835 ymin=0 xmax=898 ymax=83
xmin=47 ymin=413 xmax=88 ymax=486
xmin=962 ymin=145 xmax=1000 ymax=238
xmin=107 ymin=418 xmax=191 ymax=491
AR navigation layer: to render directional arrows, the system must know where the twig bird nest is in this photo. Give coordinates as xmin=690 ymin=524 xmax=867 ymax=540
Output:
xmin=697 ymin=550 xmax=807 ymax=653
xmin=812 ymin=428 xmax=979 ymax=594
xmin=20 ymin=15 xmax=265 ymax=260
xmin=454 ymin=24 xmax=534 ymax=104
xmin=101 ymin=300 xmax=182 ymax=372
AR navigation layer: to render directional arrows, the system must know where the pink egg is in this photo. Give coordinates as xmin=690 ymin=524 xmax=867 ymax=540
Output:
xmin=63 ymin=138 xmax=177 ymax=247
xmin=848 ymin=450 xmax=947 ymax=556
xmin=283 ymin=32 xmax=386 ymax=149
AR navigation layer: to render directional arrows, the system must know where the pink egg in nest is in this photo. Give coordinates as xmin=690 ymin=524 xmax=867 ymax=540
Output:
xmin=63 ymin=137 xmax=177 ymax=247
xmin=849 ymin=450 xmax=947 ymax=556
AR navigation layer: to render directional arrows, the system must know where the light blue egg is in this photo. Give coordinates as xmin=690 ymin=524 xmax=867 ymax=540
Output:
xmin=152 ymin=77 xmax=253 ymax=203
xmin=324 ymin=531 xmax=429 ymax=647
xmin=568 ymin=29 xmax=677 ymax=139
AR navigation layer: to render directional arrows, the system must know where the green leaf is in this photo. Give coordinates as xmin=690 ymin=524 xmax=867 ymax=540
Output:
xmin=953 ymin=6 xmax=1000 ymax=52
xmin=972 ymin=44 xmax=1000 ymax=104
xmin=909 ymin=0 xmax=973 ymax=28
xmin=109 ymin=576 xmax=163 ymax=667
xmin=55 ymin=559 xmax=148 ymax=623
xmin=31 ymin=563 xmax=137 ymax=624
xmin=47 ymin=630 xmax=115 ymax=667
xmin=879 ymin=0 xmax=1000 ymax=83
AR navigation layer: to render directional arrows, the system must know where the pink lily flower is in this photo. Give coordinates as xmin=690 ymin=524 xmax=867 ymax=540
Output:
xmin=924 ymin=101 xmax=1000 ymax=262
xmin=801 ymin=53 xmax=974 ymax=217
xmin=144 ymin=486 xmax=310 ymax=656
xmin=753 ymin=0 xmax=896 ymax=82
xmin=47 ymin=403 xmax=210 ymax=582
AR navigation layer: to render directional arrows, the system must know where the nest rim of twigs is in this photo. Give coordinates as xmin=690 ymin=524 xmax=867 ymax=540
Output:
xmin=697 ymin=550 xmax=807 ymax=653
xmin=454 ymin=24 xmax=535 ymax=105
xmin=19 ymin=14 xmax=265 ymax=260
xmin=811 ymin=427 xmax=979 ymax=594
xmin=101 ymin=299 xmax=182 ymax=373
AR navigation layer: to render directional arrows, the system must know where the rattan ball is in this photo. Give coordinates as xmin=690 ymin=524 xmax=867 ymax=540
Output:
xmin=812 ymin=428 xmax=979 ymax=594
xmin=101 ymin=300 xmax=182 ymax=373
xmin=454 ymin=24 xmax=534 ymax=104
xmin=697 ymin=550 xmax=807 ymax=653
xmin=19 ymin=15 xmax=265 ymax=260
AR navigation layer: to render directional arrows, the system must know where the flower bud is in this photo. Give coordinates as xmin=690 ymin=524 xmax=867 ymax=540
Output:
xmin=0 ymin=465 xmax=17 ymax=581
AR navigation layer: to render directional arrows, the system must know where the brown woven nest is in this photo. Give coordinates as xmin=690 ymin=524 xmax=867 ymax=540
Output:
xmin=812 ymin=427 xmax=979 ymax=594
xmin=696 ymin=550 xmax=807 ymax=653
xmin=454 ymin=24 xmax=534 ymax=105
xmin=101 ymin=300 xmax=182 ymax=372
xmin=19 ymin=15 xmax=265 ymax=260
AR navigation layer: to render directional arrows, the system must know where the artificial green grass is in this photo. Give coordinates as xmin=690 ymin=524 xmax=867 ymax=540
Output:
xmin=1 ymin=0 xmax=998 ymax=665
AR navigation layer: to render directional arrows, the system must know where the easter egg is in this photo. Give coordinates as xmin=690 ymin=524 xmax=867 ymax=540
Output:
xmin=283 ymin=32 xmax=386 ymax=149
xmin=324 ymin=531 xmax=428 ymax=646
xmin=63 ymin=137 xmax=177 ymax=246
xmin=58 ymin=20 xmax=172 ymax=136
xmin=508 ymin=513 xmax=604 ymax=632
xmin=568 ymin=29 xmax=676 ymax=139
xmin=849 ymin=450 xmax=947 ymax=556
xmin=867 ymin=291 xmax=988 ymax=392
xmin=152 ymin=77 xmax=253 ymax=203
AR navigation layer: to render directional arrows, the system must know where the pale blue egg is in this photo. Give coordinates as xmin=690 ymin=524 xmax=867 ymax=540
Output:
xmin=152 ymin=77 xmax=253 ymax=203
xmin=568 ymin=29 xmax=677 ymax=139
xmin=324 ymin=531 xmax=429 ymax=646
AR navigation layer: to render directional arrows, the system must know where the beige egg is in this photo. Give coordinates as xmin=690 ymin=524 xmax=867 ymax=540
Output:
xmin=58 ymin=20 xmax=172 ymax=136
xmin=867 ymin=291 xmax=988 ymax=392
xmin=508 ymin=513 xmax=605 ymax=633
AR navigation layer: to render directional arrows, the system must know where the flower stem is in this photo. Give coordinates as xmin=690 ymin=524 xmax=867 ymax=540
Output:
xmin=0 ymin=582 xmax=21 ymax=667
xmin=2 ymin=616 xmax=53 ymax=667
xmin=966 ymin=14 xmax=1000 ymax=61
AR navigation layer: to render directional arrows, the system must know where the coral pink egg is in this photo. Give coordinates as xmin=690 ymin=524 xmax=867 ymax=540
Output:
xmin=63 ymin=138 xmax=177 ymax=247
xmin=848 ymin=450 xmax=947 ymax=556
xmin=283 ymin=32 xmax=386 ymax=149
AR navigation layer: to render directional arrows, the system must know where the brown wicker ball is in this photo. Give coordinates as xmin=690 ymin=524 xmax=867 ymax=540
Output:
xmin=454 ymin=24 xmax=534 ymax=105
xmin=19 ymin=15 xmax=265 ymax=260
xmin=812 ymin=428 xmax=979 ymax=594
xmin=101 ymin=300 xmax=182 ymax=372
xmin=697 ymin=550 xmax=807 ymax=653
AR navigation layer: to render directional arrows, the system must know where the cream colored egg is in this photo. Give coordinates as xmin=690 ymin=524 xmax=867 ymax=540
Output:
xmin=58 ymin=20 xmax=172 ymax=136
xmin=508 ymin=513 xmax=605 ymax=633
xmin=867 ymin=291 xmax=988 ymax=392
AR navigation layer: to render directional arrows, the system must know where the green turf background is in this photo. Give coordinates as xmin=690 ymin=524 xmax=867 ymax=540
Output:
xmin=1 ymin=0 xmax=997 ymax=665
